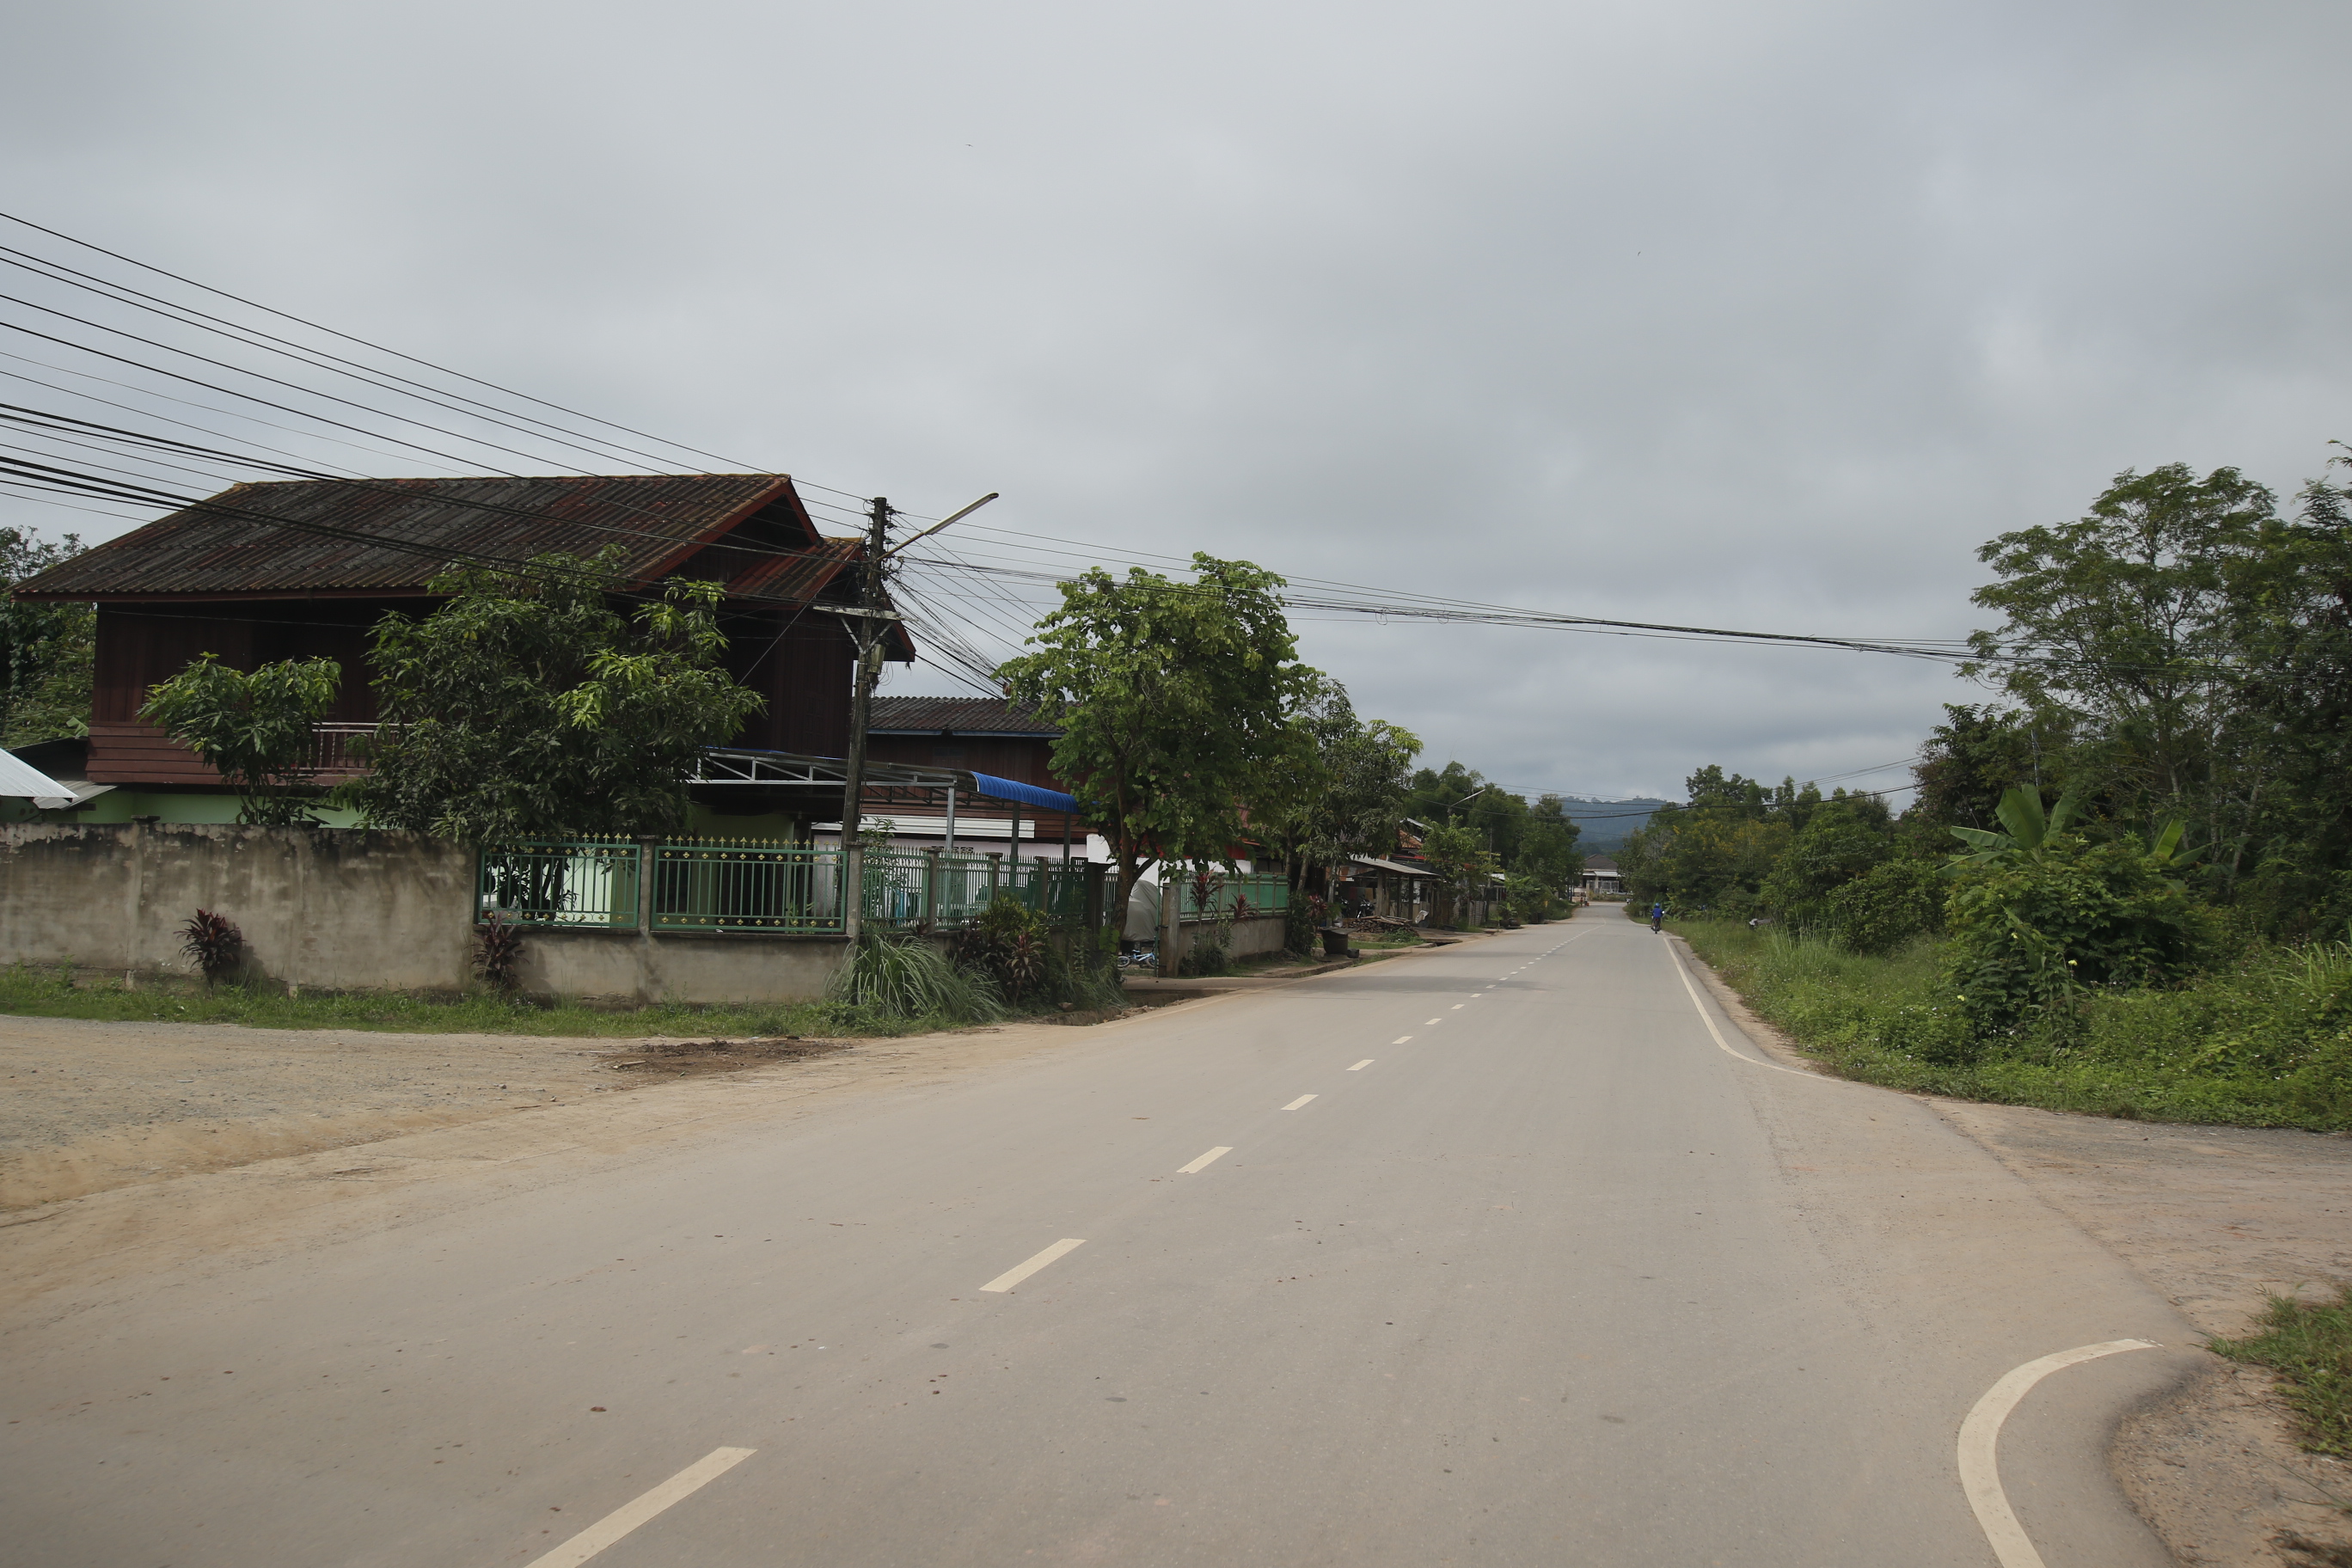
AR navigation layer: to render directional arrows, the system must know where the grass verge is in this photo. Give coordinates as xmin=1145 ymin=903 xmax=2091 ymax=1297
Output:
xmin=0 ymin=963 xmax=1078 ymax=1040
xmin=2211 ymin=1287 xmax=2352 ymax=1460
xmin=1676 ymin=920 xmax=2351 ymax=1130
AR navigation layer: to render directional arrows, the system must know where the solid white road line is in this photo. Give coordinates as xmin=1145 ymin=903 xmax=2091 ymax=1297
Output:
xmin=523 ymin=1447 xmax=756 ymax=1568
xmin=1958 ymin=1341 xmax=2162 ymax=1568
xmin=1177 ymin=1146 xmax=1232 ymax=1174
xmin=1663 ymin=940 xmax=1828 ymax=1080
xmin=1392 ymin=1036 xmax=1412 ymax=1044
xmin=1282 ymin=1094 xmax=1318 ymax=1111
xmin=1348 ymin=1059 xmax=1373 ymax=1070
xmin=979 ymin=1238 xmax=1087 ymax=1293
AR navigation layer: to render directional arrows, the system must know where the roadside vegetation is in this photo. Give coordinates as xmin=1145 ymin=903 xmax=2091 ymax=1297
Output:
xmin=2211 ymin=1286 xmax=2352 ymax=1458
xmin=1678 ymin=921 xmax=2350 ymax=1129
xmin=0 ymin=962 xmax=890 ymax=1038
xmin=1626 ymin=451 xmax=2352 ymax=1130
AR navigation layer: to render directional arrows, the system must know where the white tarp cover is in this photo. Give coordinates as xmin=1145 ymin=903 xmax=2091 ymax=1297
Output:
xmin=0 ymin=749 xmax=76 ymax=805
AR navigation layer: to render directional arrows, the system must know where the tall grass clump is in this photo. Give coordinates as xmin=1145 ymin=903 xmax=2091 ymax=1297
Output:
xmin=828 ymin=932 xmax=1006 ymax=1026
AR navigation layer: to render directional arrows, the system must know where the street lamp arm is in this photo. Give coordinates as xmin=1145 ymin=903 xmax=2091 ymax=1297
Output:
xmin=881 ymin=492 xmax=999 ymax=560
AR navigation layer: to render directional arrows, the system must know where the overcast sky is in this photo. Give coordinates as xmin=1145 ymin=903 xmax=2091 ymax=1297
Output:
xmin=4 ymin=1 xmax=2347 ymax=800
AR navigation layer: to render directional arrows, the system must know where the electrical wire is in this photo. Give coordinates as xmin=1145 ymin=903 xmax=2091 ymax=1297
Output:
xmin=0 ymin=208 xmax=768 ymax=475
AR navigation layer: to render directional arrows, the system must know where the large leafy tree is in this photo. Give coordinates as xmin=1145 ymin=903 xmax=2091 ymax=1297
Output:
xmin=999 ymin=554 xmax=1316 ymax=928
xmin=1516 ymin=794 xmax=1585 ymax=893
xmin=1 ymin=526 xmax=94 ymax=746
xmin=141 ymin=654 xmax=342 ymax=824
xmin=336 ymin=549 xmax=763 ymax=842
xmin=1965 ymin=463 xmax=2277 ymax=863
xmin=1269 ymin=675 xmax=1422 ymax=888
xmin=2229 ymin=446 xmax=2352 ymax=933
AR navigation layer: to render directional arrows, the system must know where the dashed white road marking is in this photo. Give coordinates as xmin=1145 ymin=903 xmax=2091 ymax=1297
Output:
xmin=1281 ymin=1093 xmax=1318 ymax=1111
xmin=1424 ymin=1018 xmax=1442 ymax=1026
xmin=1177 ymin=1146 xmax=1232 ymax=1174
xmin=523 ymin=1446 xmax=756 ymax=1568
xmin=1392 ymin=1035 xmax=1412 ymax=1044
xmin=980 ymin=1238 xmax=1087 ymax=1293
xmin=1450 ymin=1003 xmax=1465 ymax=1009
xmin=1348 ymin=1059 xmax=1374 ymax=1071
xmin=1958 ymin=1340 xmax=2162 ymax=1568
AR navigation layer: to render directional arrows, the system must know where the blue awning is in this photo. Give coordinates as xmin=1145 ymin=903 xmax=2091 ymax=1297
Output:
xmin=969 ymin=772 xmax=1079 ymax=814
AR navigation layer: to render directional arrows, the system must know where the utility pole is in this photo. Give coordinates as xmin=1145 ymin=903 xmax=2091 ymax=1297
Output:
xmin=839 ymin=496 xmax=891 ymax=942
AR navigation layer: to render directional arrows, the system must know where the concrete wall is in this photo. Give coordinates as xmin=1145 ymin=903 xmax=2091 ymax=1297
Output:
xmin=1163 ymin=911 xmax=1289 ymax=966
xmin=516 ymin=926 xmax=848 ymax=1007
xmin=0 ymin=823 xmax=857 ymax=1004
xmin=0 ymin=822 xmax=476 ymax=990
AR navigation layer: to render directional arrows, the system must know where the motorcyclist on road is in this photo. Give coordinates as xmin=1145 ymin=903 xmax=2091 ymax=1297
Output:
xmin=1649 ymin=901 xmax=1665 ymax=933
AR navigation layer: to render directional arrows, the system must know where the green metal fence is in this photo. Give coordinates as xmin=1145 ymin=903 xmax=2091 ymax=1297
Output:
xmin=477 ymin=837 xmax=1105 ymax=934
xmin=865 ymin=850 xmax=1093 ymax=930
xmin=652 ymin=840 xmax=845 ymax=934
xmin=478 ymin=840 xmax=643 ymax=928
xmin=1176 ymin=871 xmax=1291 ymax=923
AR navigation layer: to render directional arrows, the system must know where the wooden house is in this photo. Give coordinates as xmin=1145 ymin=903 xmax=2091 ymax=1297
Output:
xmin=8 ymin=474 xmax=909 ymax=810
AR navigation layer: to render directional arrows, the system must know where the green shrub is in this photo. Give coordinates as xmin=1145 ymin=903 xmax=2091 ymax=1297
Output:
xmin=1285 ymin=893 xmax=1320 ymax=957
xmin=1826 ymin=858 xmax=1946 ymax=956
xmin=1945 ymin=837 xmax=2215 ymax=1034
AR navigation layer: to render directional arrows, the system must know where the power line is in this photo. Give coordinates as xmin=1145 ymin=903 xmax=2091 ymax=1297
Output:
xmin=0 ymin=208 xmax=767 ymax=475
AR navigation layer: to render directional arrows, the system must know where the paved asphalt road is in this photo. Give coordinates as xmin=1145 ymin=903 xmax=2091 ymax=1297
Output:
xmin=3 ymin=910 xmax=2209 ymax=1567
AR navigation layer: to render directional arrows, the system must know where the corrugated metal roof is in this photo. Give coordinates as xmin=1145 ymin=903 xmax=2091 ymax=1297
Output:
xmin=868 ymin=696 xmax=1060 ymax=735
xmin=9 ymin=474 xmax=816 ymax=599
xmin=726 ymin=537 xmax=860 ymax=604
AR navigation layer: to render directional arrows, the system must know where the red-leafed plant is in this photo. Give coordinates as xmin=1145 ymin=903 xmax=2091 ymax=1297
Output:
xmin=475 ymin=914 xmax=525 ymax=990
xmin=181 ymin=909 xmax=244 ymax=984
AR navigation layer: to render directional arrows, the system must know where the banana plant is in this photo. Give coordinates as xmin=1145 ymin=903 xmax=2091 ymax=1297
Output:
xmin=1945 ymin=784 xmax=2082 ymax=871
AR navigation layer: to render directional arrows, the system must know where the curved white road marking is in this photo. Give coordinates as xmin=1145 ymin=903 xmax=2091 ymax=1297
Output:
xmin=524 ymin=1446 xmax=756 ymax=1568
xmin=1663 ymin=939 xmax=1832 ymax=1079
xmin=1958 ymin=1341 xmax=2162 ymax=1568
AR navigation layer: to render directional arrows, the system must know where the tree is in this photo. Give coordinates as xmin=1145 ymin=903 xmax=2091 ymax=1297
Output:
xmin=1 ymin=526 xmax=94 ymax=746
xmin=1268 ymin=676 xmax=1421 ymax=890
xmin=140 ymin=653 xmax=342 ymax=824
xmin=335 ymin=549 xmax=763 ymax=842
xmin=2229 ymin=445 xmax=2352 ymax=935
xmin=1902 ymin=703 xmax=2068 ymax=854
xmin=1760 ymin=798 xmax=1891 ymax=928
xmin=1417 ymin=821 xmax=1493 ymax=928
xmin=999 ymin=554 xmax=1316 ymax=929
xmin=1965 ymin=463 xmax=2276 ymax=866
xmin=1516 ymin=794 xmax=1585 ymax=893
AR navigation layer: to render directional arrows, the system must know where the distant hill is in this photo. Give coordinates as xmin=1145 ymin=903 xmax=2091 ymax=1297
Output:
xmin=1558 ymin=796 xmax=1674 ymax=854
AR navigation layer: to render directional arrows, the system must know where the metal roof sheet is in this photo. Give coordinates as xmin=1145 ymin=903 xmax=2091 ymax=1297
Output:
xmin=9 ymin=474 xmax=815 ymax=599
xmin=867 ymin=696 xmax=1061 ymax=735
xmin=0 ymin=748 xmax=73 ymax=800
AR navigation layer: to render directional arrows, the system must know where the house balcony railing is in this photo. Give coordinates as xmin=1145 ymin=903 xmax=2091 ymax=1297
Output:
xmin=298 ymin=722 xmax=388 ymax=776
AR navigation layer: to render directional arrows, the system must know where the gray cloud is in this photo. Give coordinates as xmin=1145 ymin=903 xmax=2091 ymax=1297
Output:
xmin=5 ymin=0 xmax=2347 ymax=798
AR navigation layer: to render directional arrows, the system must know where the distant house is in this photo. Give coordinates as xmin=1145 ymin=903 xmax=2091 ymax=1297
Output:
xmin=861 ymin=695 xmax=1081 ymax=859
xmin=1580 ymin=854 xmax=1623 ymax=896
xmin=6 ymin=474 xmax=910 ymax=827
